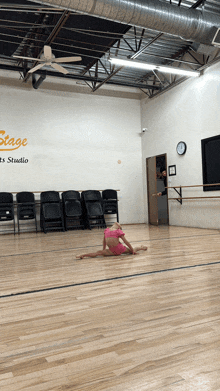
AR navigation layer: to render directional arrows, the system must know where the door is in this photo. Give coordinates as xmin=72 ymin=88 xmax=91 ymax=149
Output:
xmin=156 ymin=154 xmax=169 ymax=225
xmin=146 ymin=156 xmax=158 ymax=225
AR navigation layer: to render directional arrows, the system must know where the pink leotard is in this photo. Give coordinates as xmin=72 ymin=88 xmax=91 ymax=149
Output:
xmin=104 ymin=228 xmax=127 ymax=255
xmin=104 ymin=228 xmax=125 ymax=239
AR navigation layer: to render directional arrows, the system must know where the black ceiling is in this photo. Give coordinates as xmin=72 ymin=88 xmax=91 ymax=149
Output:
xmin=0 ymin=2 xmax=130 ymax=66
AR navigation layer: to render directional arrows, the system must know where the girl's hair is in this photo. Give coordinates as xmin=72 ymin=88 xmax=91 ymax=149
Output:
xmin=112 ymin=222 xmax=122 ymax=230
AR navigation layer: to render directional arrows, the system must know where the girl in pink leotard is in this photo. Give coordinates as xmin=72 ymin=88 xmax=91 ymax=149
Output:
xmin=76 ymin=222 xmax=147 ymax=259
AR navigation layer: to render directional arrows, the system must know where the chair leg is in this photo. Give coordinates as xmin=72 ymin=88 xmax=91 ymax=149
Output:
xmin=42 ymin=221 xmax=47 ymax=234
xmin=35 ymin=216 xmax=38 ymax=233
xmin=62 ymin=222 xmax=65 ymax=232
xmin=64 ymin=216 xmax=68 ymax=231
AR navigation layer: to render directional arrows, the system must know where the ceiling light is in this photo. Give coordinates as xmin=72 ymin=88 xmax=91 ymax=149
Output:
xmin=108 ymin=58 xmax=200 ymax=77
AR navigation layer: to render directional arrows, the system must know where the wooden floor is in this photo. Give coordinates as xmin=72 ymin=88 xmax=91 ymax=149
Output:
xmin=1 ymin=224 xmax=220 ymax=390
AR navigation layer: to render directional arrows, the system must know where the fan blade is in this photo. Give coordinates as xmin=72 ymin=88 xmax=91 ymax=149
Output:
xmin=51 ymin=63 xmax=68 ymax=74
xmin=54 ymin=56 xmax=82 ymax=63
xmin=13 ymin=55 xmax=44 ymax=62
xmin=28 ymin=63 xmax=45 ymax=73
xmin=44 ymin=45 xmax=52 ymax=59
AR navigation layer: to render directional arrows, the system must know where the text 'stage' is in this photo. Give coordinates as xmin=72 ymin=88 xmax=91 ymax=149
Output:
xmin=0 ymin=131 xmax=28 ymax=151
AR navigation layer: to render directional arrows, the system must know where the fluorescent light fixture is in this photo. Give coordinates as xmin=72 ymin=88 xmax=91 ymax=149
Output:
xmin=108 ymin=57 xmax=200 ymax=77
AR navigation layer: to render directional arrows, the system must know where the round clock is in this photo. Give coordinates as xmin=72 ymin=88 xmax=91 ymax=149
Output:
xmin=176 ymin=141 xmax=187 ymax=155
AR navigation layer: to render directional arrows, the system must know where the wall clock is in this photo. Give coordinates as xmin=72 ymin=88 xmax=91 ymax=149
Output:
xmin=176 ymin=141 xmax=187 ymax=155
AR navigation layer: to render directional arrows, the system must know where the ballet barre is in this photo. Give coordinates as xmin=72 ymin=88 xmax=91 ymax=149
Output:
xmin=167 ymin=183 xmax=220 ymax=204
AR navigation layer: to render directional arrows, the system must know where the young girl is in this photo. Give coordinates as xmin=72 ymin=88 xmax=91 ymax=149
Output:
xmin=76 ymin=222 xmax=147 ymax=259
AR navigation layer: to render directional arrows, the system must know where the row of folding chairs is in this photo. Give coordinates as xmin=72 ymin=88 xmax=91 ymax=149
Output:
xmin=0 ymin=191 xmax=37 ymax=234
xmin=0 ymin=189 xmax=119 ymax=234
xmin=41 ymin=189 xmax=118 ymax=233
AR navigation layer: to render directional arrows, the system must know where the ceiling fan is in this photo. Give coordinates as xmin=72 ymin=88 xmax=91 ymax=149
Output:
xmin=13 ymin=45 xmax=82 ymax=74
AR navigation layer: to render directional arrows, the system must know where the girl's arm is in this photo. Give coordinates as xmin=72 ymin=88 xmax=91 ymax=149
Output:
xmin=103 ymin=235 xmax=106 ymax=250
xmin=120 ymin=235 xmax=135 ymax=254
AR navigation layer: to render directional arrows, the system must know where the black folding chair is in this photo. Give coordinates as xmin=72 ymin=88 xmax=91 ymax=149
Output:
xmin=81 ymin=190 xmax=106 ymax=229
xmin=40 ymin=191 xmax=65 ymax=233
xmin=0 ymin=192 xmax=15 ymax=234
xmin=102 ymin=189 xmax=119 ymax=222
xmin=16 ymin=192 xmax=37 ymax=233
xmin=62 ymin=191 xmax=84 ymax=230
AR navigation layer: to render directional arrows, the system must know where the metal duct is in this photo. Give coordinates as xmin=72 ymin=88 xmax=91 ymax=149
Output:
xmin=32 ymin=73 xmax=47 ymax=89
xmin=29 ymin=0 xmax=220 ymax=45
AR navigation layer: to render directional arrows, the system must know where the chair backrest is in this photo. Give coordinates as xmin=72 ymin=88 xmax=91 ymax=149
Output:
xmin=102 ymin=189 xmax=117 ymax=200
xmin=62 ymin=191 xmax=80 ymax=202
xmin=65 ymin=200 xmax=82 ymax=217
xmin=82 ymin=190 xmax=102 ymax=202
xmin=87 ymin=202 xmax=103 ymax=216
xmin=0 ymin=192 xmax=13 ymax=204
xmin=41 ymin=191 xmax=60 ymax=203
xmin=42 ymin=203 xmax=61 ymax=219
xmin=16 ymin=191 xmax=35 ymax=203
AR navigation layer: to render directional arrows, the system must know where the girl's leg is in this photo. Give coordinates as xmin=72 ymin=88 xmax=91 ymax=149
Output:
xmin=76 ymin=251 xmax=100 ymax=259
xmin=76 ymin=249 xmax=114 ymax=259
xmin=134 ymin=245 xmax=148 ymax=252
xmin=123 ymin=245 xmax=148 ymax=255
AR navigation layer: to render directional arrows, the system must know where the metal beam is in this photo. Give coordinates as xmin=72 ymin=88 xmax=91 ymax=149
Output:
xmin=92 ymin=32 xmax=163 ymax=92
xmin=137 ymin=29 xmax=145 ymax=52
xmin=0 ymin=63 xmax=161 ymax=90
xmin=80 ymin=25 xmax=131 ymax=76
xmin=191 ymin=0 xmax=205 ymax=9
xmin=149 ymin=53 xmax=220 ymax=99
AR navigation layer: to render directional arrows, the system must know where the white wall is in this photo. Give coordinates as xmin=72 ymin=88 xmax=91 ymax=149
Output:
xmin=0 ymin=82 xmax=144 ymax=224
xmin=141 ymin=61 xmax=220 ymax=229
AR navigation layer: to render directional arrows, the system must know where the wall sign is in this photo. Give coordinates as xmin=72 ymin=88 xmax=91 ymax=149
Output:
xmin=0 ymin=130 xmax=29 ymax=163
xmin=0 ymin=130 xmax=28 ymax=151
xmin=0 ymin=157 xmax=28 ymax=163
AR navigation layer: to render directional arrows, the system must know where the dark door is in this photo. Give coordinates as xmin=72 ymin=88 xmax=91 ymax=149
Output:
xmin=146 ymin=156 xmax=158 ymax=226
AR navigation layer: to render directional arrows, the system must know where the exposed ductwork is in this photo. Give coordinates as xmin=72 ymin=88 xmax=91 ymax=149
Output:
xmin=30 ymin=0 xmax=220 ymax=46
xmin=32 ymin=73 xmax=47 ymax=89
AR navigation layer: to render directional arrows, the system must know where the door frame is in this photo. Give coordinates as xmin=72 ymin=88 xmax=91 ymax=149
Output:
xmin=146 ymin=153 xmax=169 ymax=225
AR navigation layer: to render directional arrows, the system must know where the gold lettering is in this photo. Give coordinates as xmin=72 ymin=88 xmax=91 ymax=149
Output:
xmin=8 ymin=138 xmax=15 ymax=146
xmin=4 ymin=135 xmax=9 ymax=144
xmin=0 ymin=130 xmax=6 ymax=146
xmin=0 ymin=131 xmax=28 ymax=151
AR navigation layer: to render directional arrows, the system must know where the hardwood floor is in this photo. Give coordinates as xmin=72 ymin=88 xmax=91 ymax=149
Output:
xmin=1 ymin=224 xmax=220 ymax=390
